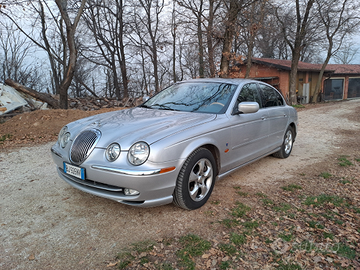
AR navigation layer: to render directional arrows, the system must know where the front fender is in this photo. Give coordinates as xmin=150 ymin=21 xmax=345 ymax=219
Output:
xmin=149 ymin=129 xmax=230 ymax=172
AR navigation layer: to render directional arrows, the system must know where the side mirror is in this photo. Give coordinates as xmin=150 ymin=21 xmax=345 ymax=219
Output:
xmin=236 ymin=102 xmax=259 ymax=114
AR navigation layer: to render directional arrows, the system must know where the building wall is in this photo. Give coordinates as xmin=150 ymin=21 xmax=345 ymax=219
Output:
xmin=232 ymin=62 xmax=360 ymax=102
xmin=232 ymin=63 xmax=290 ymax=98
xmin=296 ymin=72 xmax=322 ymax=100
xmin=278 ymin=71 xmax=290 ymax=98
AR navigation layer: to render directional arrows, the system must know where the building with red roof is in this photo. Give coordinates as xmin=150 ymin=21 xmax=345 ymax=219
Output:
xmin=231 ymin=58 xmax=360 ymax=102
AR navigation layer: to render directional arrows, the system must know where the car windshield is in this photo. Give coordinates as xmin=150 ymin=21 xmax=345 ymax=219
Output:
xmin=142 ymin=82 xmax=238 ymax=114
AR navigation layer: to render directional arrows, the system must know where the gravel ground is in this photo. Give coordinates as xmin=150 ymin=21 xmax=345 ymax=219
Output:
xmin=1 ymin=99 xmax=359 ymax=270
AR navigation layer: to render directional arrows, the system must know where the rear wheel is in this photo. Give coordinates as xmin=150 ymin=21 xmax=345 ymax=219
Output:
xmin=273 ymin=126 xmax=294 ymax=159
xmin=173 ymin=148 xmax=216 ymax=210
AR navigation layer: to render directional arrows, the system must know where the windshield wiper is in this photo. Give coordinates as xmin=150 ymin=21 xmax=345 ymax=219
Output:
xmin=138 ymin=104 xmax=152 ymax=109
xmin=148 ymin=103 xmax=179 ymax=111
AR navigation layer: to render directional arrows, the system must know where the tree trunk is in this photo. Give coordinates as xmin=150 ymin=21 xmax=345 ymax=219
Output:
xmin=311 ymin=44 xmax=333 ymax=103
xmin=119 ymin=47 xmax=128 ymax=98
xmin=55 ymin=0 xmax=87 ymax=109
xmin=172 ymin=1 xmax=177 ymax=82
xmin=288 ymin=0 xmax=315 ymax=105
xmin=5 ymin=79 xmax=60 ymax=109
xmin=245 ymin=34 xmax=255 ymax=78
xmin=197 ymin=6 xmax=204 ymax=78
xmin=288 ymin=50 xmax=301 ymax=105
xmin=111 ymin=56 xmax=121 ymax=99
xmin=59 ymin=26 xmax=77 ymax=109
xmin=39 ymin=0 xmax=61 ymax=95
xmin=116 ymin=0 xmax=128 ymax=99
xmin=207 ymin=0 xmax=216 ymax=78
xmin=219 ymin=0 xmax=239 ymax=78
xmin=245 ymin=0 xmax=266 ymax=78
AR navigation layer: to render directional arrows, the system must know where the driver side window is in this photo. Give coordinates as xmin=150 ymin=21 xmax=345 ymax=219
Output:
xmin=233 ymin=83 xmax=262 ymax=113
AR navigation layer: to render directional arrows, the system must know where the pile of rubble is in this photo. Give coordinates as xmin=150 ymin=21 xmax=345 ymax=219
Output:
xmin=0 ymin=80 xmax=143 ymax=118
xmin=0 ymin=83 xmax=49 ymax=117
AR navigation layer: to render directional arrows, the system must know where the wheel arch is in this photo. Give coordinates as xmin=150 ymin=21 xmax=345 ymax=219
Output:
xmin=199 ymin=144 xmax=220 ymax=176
xmin=289 ymin=122 xmax=297 ymax=140
xmin=178 ymin=140 xmax=221 ymax=177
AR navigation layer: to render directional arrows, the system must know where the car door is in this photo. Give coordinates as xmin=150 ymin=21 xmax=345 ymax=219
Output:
xmin=258 ymin=83 xmax=289 ymax=150
xmin=225 ymin=83 xmax=270 ymax=171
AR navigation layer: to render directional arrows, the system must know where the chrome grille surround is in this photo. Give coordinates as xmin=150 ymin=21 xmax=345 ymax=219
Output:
xmin=70 ymin=129 xmax=101 ymax=165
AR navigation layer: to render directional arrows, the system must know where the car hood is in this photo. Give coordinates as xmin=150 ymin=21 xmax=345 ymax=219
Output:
xmin=68 ymin=107 xmax=216 ymax=149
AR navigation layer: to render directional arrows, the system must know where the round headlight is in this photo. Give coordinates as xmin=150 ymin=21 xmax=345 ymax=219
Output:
xmin=58 ymin=126 xmax=68 ymax=143
xmin=60 ymin=132 xmax=71 ymax=148
xmin=105 ymin=143 xmax=121 ymax=162
xmin=128 ymin=142 xmax=150 ymax=166
xmin=58 ymin=126 xmax=71 ymax=148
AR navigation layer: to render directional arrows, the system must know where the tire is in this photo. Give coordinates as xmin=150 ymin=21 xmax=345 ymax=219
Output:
xmin=273 ymin=126 xmax=294 ymax=159
xmin=173 ymin=148 xmax=216 ymax=210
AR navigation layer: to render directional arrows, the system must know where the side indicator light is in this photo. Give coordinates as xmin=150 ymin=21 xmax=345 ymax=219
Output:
xmin=225 ymin=149 xmax=229 ymax=153
xmin=159 ymin=166 xmax=176 ymax=174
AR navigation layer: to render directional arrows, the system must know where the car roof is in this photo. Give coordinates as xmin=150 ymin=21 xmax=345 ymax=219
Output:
xmin=178 ymin=78 xmax=257 ymax=86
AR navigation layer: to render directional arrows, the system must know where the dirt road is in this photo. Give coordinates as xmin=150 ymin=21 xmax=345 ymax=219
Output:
xmin=1 ymin=99 xmax=359 ymax=269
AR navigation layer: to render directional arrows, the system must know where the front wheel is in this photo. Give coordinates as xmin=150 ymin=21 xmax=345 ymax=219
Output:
xmin=273 ymin=126 xmax=295 ymax=159
xmin=173 ymin=148 xmax=216 ymax=210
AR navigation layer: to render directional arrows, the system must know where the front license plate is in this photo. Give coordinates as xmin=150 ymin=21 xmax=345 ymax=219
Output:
xmin=64 ymin=162 xmax=85 ymax=180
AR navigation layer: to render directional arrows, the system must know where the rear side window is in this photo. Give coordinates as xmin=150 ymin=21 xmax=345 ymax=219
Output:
xmin=258 ymin=84 xmax=284 ymax=107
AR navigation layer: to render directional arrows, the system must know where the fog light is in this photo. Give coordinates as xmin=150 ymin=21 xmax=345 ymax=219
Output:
xmin=124 ymin=188 xmax=140 ymax=196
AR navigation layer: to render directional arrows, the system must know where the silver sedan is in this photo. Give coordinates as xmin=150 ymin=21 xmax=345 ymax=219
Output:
xmin=51 ymin=78 xmax=298 ymax=210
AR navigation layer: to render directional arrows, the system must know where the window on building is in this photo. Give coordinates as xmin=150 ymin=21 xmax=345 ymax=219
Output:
xmin=348 ymin=78 xmax=360 ymax=98
xmin=324 ymin=79 xmax=344 ymax=100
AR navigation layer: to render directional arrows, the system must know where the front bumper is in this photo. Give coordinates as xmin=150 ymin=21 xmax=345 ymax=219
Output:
xmin=51 ymin=144 xmax=183 ymax=207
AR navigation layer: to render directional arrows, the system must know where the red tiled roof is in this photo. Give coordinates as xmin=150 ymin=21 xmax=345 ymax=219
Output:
xmin=250 ymin=58 xmax=333 ymax=72
xmin=326 ymin=64 xmax=360 ymax=75
xmin=249 ymin=58 xmax=360 ymax=75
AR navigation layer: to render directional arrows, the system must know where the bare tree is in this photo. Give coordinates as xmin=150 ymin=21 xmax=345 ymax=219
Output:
xmin=37 ymin=0 xmax=66 ymax=95
xmin=219 ymin=0 xmax=253 ymax=78
xmin=0 ymin=0 xmax=87 ymax=108
xmin=273 ymin=0 xmax=315 ymax=105
xmin=128 ymin=0 xmax=166 ymax=93
xmin=204 ymin=0 xmax=222 ymax=78
xmin=171 ymin=0 xmax=177 ymax=82
xmin=256 ymin=13 xmax=287 ymax=59
xmin=0 ymin=25 xmax=31 ymax=83
xmin=177 ymin=0 xmax=206 ymax=78
xmin=0 ymin=1 xmax=67 ymax=95
xmin=83 ymin=0 xmax=128 ymax=100
xmin=242 ymin=0 xmax=267 ymax=78
xmin=70 ymin=56 xmax=99 ymax=98
xmin=176 ymin=34 xmax=201 ymax=79
xmin=0 ymin=24 xmax=45 ymax=89
xmin=219 ymin=0 xmax=240 ymax=77
xmin=55 ymin=0 xmax=87 ymax=109
xmin=310 ymin=0 xmax=360 ymax=103
xmin=333 ymin=41 xmax=360 ymax=64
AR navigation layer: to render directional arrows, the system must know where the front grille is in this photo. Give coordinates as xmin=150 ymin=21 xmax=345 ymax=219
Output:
xmin=70 ymin=129 xmax=101 ymax=165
